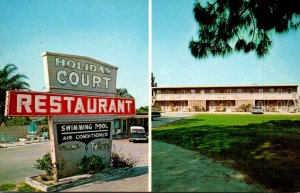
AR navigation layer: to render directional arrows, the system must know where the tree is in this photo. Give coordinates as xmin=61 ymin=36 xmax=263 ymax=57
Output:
xmin=151 ymin=73 xmax=157 ymax=87
xmin=136 ymin=106 xmax=148 ymax=114
xmin=189 ymin=0 xmax=300 ymax=59
xmin=116 ymin=88 xmax=133 ymax=98
xmin=0 ymin=64 xmax=30 ymax=117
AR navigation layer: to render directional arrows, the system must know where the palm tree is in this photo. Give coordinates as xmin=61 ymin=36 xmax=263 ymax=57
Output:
xmin=0 ymin=64 xmax=30 ymax=116
xmin=116 ymin=88 xmax=133 ymax=98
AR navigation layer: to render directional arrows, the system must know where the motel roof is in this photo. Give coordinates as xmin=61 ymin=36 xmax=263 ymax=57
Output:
xmin=152 ymin=84 xmax=299 ymax=89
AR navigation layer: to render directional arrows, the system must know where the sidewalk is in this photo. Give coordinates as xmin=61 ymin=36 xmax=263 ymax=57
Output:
xmin=152 ymin=140 xmax=265 ymax=192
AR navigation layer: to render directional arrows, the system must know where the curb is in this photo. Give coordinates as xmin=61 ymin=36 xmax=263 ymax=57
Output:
xmin=25 ymin=167 xmax=132 ymax=192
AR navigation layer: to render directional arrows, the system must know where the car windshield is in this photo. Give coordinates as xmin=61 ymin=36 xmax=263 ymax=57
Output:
xmin=131 ymin=133 xmax=145 ymax=138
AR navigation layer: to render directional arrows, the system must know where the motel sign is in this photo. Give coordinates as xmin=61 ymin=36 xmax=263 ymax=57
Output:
xmin=5 ymin=52 xmax=133 ymax=178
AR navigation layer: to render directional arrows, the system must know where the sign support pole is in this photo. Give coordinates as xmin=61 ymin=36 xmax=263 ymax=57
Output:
xmin=48 ymin=117 xmax=59 ymax=182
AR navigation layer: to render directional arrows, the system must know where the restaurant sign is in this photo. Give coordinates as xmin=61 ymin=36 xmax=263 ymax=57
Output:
xmin=5 ymin=90 xmax=135 ymax=116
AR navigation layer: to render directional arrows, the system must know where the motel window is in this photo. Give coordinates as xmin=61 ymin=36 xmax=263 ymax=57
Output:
xmin=259 ymin=89 xmax=264 ymax=93
xmin=210 ymin=89 xmax=215 ymax=93
xmin=288 ymin=88 xmax=292 ymax=93
xmin=191 ymin=89 xmax=195 ymax=94
xmin=237 ymin=89 xmax=242 ymax=93
xmin=114 ymin=119 xmax=120 ymax=129
xmin=181 ymin=90 xmax=185 ymax=94
xmin=122 ymin=120 xmax=127 ymax=133
xmin=220 ymin=90 xmax=224 ymax=93
xmin=200 ymin=89 xmax=205 ymax=94
xmin=227 ymin=89 xmax=231 ymax=94
xmin=250 ymin=89 xmax=254 ymax=94
xmin=269 ymin=88 xmax=274 ymax=93
xmin=277 ymin=88 xmax=282 ymax=93
xmin=258 ymin=101 xmax=263 ymax=107
xmin=166 ymin=102 xmax=170 ymax=107
xmin=157 ymin=90 xmax=161 ymax=94
xmin=166 ymin=90 xmax=170 ymax=94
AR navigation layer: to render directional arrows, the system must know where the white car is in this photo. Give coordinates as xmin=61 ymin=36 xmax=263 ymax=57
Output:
xmin=251 ymin=106 xmax=263 ymax=114
xmin=129 ymin=126 xmax=148 ymax=142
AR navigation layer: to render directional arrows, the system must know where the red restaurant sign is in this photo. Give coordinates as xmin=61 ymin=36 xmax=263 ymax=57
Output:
xmin=5 ymin=90 xmax=135 ymax=116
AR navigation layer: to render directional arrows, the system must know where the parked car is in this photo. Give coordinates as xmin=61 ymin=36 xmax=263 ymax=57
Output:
xmin=151 ymin=111 xmax=161 ymax=120
xmin=251 ymin=106 xmax=263 ymax=114
xmin=129 ymin=126 xmax=148 ymax=143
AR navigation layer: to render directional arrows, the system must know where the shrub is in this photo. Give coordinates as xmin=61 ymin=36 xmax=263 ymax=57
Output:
xmin=152 ymin=103 xmax=161 ymax=111
xmin=34 ymin=152 xmax=67 ymax=179
xmin=215 ymin=105 xmax=226 ymax=112
xmin=192 ymin=105 xmax=200 ymax=111
xmin=40 ymin=126 xmax=48 ymax=132
xmin=111 ymin=150 xmax=137 ymax=168
xmin=4 ymin=117 xmax=31 ymax=126
xmin=34 ymin=152 xmax=52 ymax=176
xmin=237 ymin=103 xmax=252 ymax=112
xmin=78 ymin=155 xmax=106 ymax=174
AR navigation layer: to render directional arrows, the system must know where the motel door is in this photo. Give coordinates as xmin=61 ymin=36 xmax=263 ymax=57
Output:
xmin=277 ymin=101 xmax=282 ymax=111
xmin=210 ymin=101 xmax=215 ymax=112
xmin=180 ymin=101 xmax=185 ymax=111
xmin=227 ymin=101 xmax=231 ymax=111
xmin=166 ymin=102 xmax=170 ymax=111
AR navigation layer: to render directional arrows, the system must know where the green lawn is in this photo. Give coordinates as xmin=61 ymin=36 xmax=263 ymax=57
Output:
xmin=0 ymin=182 xmax=38 ymax=192
xmin=152 ymin=114 xmax=300 ymax=192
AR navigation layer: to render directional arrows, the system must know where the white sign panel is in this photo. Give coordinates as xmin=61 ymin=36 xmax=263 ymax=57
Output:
xmin=42 ymin=52 xmax=118 ymax=94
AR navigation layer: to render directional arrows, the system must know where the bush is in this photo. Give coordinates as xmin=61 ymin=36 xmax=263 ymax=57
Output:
xmin=35 ymin=117 xmax=48 ymax=125
xmin=152 ymin=103 xmax=161 ymax=111
xmin=237 ymin=103 xmax=252 ymax=112
xmin=215 ymin=105 xmax=226 ymax=112
xmin=192 ymin=105 xmax=200 ymax=111
xmin=78 ymin=155 xmax=106 ymax=174
xmin=111 ymin=151 xmax=137 ymax=168
xmin=34 ymin=152 xmax=52 ymax=176
xmin=34 ymin=152 xmax=67 ymax=179
xmin=4 ymin=117 xmax=31 ymax=126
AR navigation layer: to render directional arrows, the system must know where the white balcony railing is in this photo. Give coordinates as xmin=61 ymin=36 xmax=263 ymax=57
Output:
xmin=154 ymin=93 xmax=299 ymax=101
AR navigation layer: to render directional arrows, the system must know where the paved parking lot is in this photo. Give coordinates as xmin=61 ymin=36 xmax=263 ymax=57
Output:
xmin=65 ymin=139 xmax=148 ymax=192
xmin=0 ymin=139 xmax=148 ymax=192
xmin=0 ymin=141 xmax=50 ymax=183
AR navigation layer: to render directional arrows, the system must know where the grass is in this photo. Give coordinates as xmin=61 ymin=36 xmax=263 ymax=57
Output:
xmin=0 ymin=182 xmax=39 ymax=192
xmin=0 ymin=183 xmax=16 ymax=191
xmin=152 ymin=114 xmax=300 ymax=192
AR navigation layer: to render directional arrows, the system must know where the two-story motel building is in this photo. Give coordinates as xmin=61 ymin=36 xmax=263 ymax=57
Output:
xmin=152 ymin=85 xmax=300 ymax=113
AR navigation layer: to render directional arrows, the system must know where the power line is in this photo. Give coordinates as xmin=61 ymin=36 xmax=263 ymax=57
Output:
xmin=0 ymin=1 xmax=28 ymax=24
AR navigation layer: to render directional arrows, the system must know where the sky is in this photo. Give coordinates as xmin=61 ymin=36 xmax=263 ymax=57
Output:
xmin=1 ymin=0 xmax=300 ymax=109
xmin=153 ymin=0 xmax=300 ymax=89
xmin=0 ymin=0 xmax=148 ymax=108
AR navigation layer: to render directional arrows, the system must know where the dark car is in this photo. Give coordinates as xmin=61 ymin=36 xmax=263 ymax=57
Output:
xmin=151 ymin=111 xmax=161 ymax=118
xmin=251 ymin=106 xmax=263 ymax=114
